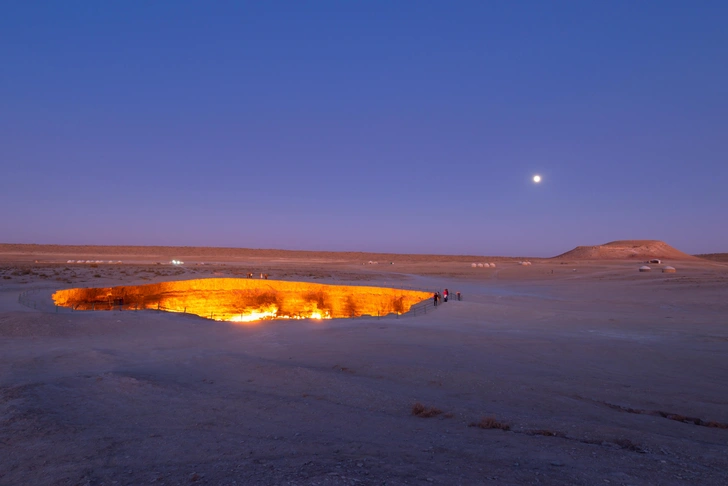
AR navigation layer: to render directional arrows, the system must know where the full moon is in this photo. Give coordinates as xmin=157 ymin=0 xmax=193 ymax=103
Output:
xmin=533 ymin=175 xmax=542 ymax=183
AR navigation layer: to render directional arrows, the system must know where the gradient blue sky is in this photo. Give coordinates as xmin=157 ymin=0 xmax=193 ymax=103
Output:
xmin=1 ymin=1 xmax=726 ymax=256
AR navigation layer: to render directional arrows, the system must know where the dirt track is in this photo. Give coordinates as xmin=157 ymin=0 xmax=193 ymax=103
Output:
xmin=1 ymin=247 xmax=727 ymax=485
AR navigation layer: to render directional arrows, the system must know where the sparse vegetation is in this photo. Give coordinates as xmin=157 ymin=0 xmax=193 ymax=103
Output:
xmin=469 ymin=416 xmax=511 ymax=431
xmin=411 ymin=402 xmax=443 ymax=418
xmin=528 ymin=429 xmax=566 ymax=437
xmin=600 ymin=400 xmax=728 ymax=429
xmin=612 ymin=438 xmax=646 ymax=453
xmin=706 ymin=421 xmax=728 ymax=429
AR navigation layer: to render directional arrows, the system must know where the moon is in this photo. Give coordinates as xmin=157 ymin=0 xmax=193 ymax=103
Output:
xmin=533 ymin=175 xmax=542 ymax=183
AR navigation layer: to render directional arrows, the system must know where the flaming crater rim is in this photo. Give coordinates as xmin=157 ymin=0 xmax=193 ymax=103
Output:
xmin=51 ymin=278 xmax=432 ymax=322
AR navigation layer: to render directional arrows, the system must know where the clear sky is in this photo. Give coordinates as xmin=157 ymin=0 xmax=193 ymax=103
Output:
xmin=1 ymin=1 xmax=726 ymax=256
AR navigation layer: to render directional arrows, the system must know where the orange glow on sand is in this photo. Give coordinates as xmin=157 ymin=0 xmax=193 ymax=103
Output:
xmin=52 ymin=278 xmax=431 ymax=322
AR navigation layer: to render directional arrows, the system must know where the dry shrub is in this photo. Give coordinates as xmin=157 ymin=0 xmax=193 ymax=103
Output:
xmin=665 ymin=414 xmax=705 ymax=426
xmin=412 ymin=402 xmax=443 ymax=418
xmin=665 ymin=413 xmax=687 ymax=422
xmin=612 ymin=438 xmax=646 ymax=453
xmin=529 ymin=429 xmax=566 ymax=437
xmin=706 ymin=421 xmax=728 ymax=429
xmin=470 ymin=416 xmax=511 ymax=431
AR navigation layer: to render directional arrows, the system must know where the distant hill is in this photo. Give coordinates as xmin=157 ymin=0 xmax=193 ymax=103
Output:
xmin=553 ymin=240 xmax=699 ymax=261
xmin=695 ymin=253 xmax=728 ymax=262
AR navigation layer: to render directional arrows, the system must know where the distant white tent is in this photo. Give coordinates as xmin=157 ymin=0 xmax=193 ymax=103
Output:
xmin=662 ymin=266 xmax=676 ymax=273
xmin=639 ymin=266 xmax=651 ymax=272
xmin=471 ymin=263 xmax=477 ymax=268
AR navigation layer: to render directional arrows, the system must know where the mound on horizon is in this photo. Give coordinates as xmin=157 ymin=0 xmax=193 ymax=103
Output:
xmin=553 ymin=240 xmax=700 ymax=261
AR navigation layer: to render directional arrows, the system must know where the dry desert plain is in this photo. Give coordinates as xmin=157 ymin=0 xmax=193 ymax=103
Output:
xmin=1 ymin=243 xmax=728 ymax=485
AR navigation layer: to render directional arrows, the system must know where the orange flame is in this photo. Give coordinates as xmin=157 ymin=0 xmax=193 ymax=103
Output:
xmin=52 ymin=278 xmax=430 ymax=322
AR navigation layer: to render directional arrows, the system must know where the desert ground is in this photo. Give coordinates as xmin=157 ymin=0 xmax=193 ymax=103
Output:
xmin=1 ymin=244 xmax=728 ymax=485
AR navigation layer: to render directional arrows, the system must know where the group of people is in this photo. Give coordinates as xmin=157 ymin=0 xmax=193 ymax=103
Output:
xmin=245 ymin=272 xmax=269 ymax=279
xmin=433 ymin=288 xmax=460 ymax=306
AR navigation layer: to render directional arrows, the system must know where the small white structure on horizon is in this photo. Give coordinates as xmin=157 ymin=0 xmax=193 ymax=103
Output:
xmin=471 ymin=263 xmax=477 ymax=268
xmin=489 ymin=263 xmax=496 ymax=268
xmin=171 ymin=259 xmax=184 ymax=265
xmin=639 ymin=266 xmax=651 ymax=272
xmin=649 ymin=259 xmax=662 ymax=264
xmin=662 ymin=266 xmax=677 ymax=273
xmin=67 ymin=260 xmax=75 ymax=263
xmin=477 ymin=263 xmax=484 ymax=267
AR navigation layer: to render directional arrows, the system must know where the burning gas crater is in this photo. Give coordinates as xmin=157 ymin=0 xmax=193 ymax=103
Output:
xmin=52 ymin=278 xmax=431 ymax=323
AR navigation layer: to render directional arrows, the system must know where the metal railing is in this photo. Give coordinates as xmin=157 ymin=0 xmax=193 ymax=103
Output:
xmin=18 ymin=289 xmax=64 ymax=313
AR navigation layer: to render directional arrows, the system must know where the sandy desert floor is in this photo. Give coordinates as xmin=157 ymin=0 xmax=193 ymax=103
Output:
xmin=1 ymin=248 xmax=728 ymax=485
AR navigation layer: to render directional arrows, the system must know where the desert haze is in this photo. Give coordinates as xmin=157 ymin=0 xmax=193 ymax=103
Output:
xmin=1 ymin=241 xmax=727 ymax=485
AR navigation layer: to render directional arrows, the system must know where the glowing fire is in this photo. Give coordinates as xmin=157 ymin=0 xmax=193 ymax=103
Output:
xmin=52 ymin=278 xmax=430 ymax=322
xmin=224 ymin=304 xmax=331 ymax=322
xmin=228 ymin=304 xmax=280 ymax=322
